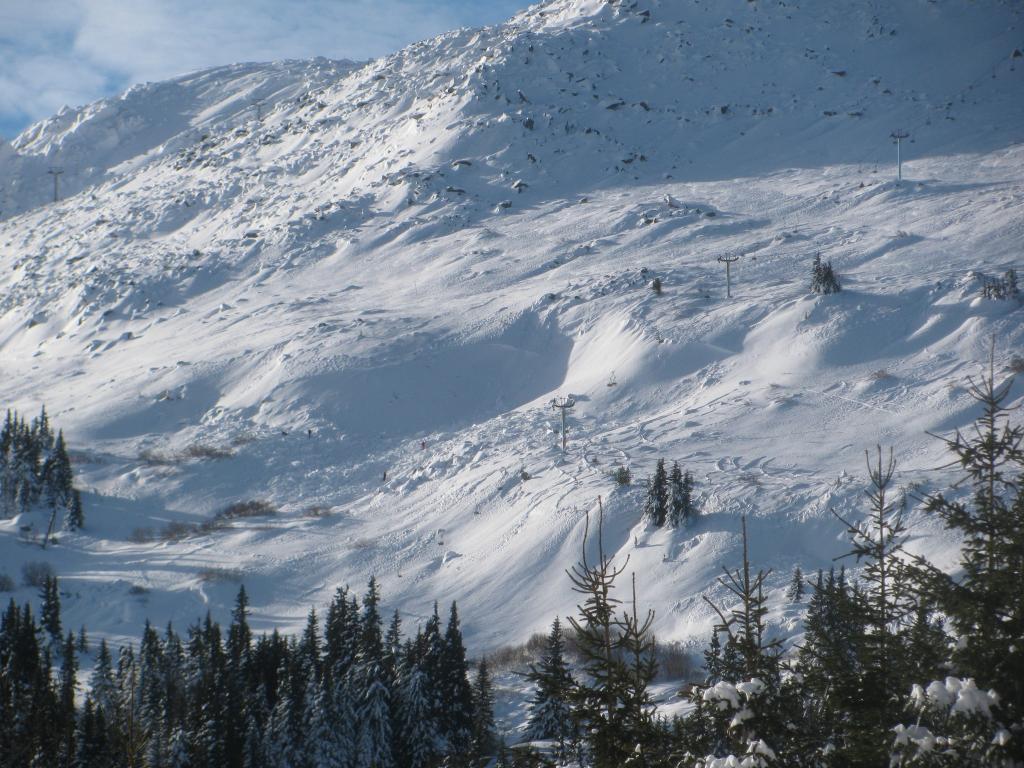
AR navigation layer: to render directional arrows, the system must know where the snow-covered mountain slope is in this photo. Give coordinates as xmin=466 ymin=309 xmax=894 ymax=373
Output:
xmin=0 ymin=0 xmax=1022 ymax=657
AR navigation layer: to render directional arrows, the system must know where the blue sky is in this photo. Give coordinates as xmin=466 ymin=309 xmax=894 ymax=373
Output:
xmin=0 ymin=0 xmax=531 ymax=139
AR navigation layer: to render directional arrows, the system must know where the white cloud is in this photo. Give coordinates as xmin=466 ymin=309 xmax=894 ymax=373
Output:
xmin=0 ymin=0 xmax=528 ymax=137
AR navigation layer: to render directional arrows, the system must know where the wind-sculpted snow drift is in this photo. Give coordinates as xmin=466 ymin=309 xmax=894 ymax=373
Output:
xmin=0 ymin=0 xmax=1021 ymax=677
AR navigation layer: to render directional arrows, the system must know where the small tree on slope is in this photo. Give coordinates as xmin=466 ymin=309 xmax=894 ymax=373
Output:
xmin=810 ymin=254 xmax=841 ymax=295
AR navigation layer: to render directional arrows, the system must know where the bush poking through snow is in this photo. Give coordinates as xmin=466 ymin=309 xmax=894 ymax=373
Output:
xmin=198 ymin=567 xmax=244 ymax=583
xmin=21 ymin=561 xmax=54 ymax=588
xmin=613 ymin=465 xmax=632 ymax=486
xmin=0 ymin=573 xmax=14 ymax=592
xmin=981 ymin=268 xmax=1020 ymax=300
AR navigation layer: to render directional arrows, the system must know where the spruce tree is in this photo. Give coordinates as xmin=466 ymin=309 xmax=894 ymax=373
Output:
xmin=471 ymin=658 xmax=497 ymax=760
xmin=644 ymin=460 xmax=669 ymax=527
xmin=684 ymin=517 xmax=790 ymax=766
xmin=786 ymin=566 xmax=804 ymax=603
xmin=617 ymin=573 xmax=659 ymax=764
xmin=66 ymin=490 xmax=84 ymax=531
xmin=58 ymin=631 xmax=78 ymax=767
xmin=439 ymin=602 xmax=474 ymax=756
xmin=909 ymin=361 xmax=1024 ymax=762
xmin=357 ymin=670 xmax=394 ymax=768
xmin=40 ymin=574 xmax=62 ymax=643
xmin=566 ymin=500 xmax=636 ymax=768
xmin=397 ymin=666 xmax=438 ymax=768
xmin=811 ymin=254 xmax=841 ymax=294
xmin=525 ymin=617 xmax=576 ymax=754
xmin=830 ymin=448 xmax=924 ymax=763
xmin=669 ymin=462 xmax=685 ymax=527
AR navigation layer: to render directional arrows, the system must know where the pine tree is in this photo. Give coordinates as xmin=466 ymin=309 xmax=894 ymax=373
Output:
xmin=525 ymin=617 xmax=576 ymax=755
xmin=357 ymin=670 xmax=394 ymax=768
xmin=566 ymin=500 xmax=634 ymax=768
xmin=909 ymin=360 xmax=1024 ymax=762
xmin=397 ymin=666 xmax=438 ymax=768
xmin=810 ymin=254 xmax=841 ymax=294
xmin=617 ymin=573 xmax=659 ymax=764
xmin=438 ymin=602 xmax=474 ymax=756
xmin=58 ymin=631 xmax=78 ymax=767
xmin=644 ymin=460 xmax=669 ymax=527
xmin=786 ymin=566 xmax=804 ymax=603
xmin=40 ymin=574 xmax=62 ymax=643
xmin=669 ymin=464 xmax=696 ymax=527
xmin=830 ymin=448 xmax=921 ymax=763
xmin=685 ymin=517 xmax=790 ymax=766
xmin=471 ymin=658 xmax=497 ymax=760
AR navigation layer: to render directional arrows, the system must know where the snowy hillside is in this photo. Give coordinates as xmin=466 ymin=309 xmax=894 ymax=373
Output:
xmin=0 ymin=0 xmax=1022 ymax=667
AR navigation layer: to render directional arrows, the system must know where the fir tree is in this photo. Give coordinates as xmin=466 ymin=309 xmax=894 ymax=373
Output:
xmin=644 ymin=460 xmax=669 ymax=527
xmin=786 ymin=565 xmax=804 ymax=603
xmin=684 ymin=517 xmax=790 ymax=766
xmin=566 ymin=500 xmax=639 ymax=768
xmin=471 ymin=658 xmax=497 ymax=760
xmin=617 ymin=573 xmax=659 ymax=764
xmin=810 ymin=254 xmax=841 ymax=294
xmin=909 ymin=360 xmax=1024 ymax=762
xmin=439 ymin=602 xmax=474 ymax=756
xmin=525 ymin=617 xmax=576 ymax=755
xmin=40 ymin=574 xmax=62 ymax=643
xmin=66 ymin=490 xmax=84 ymax=531
xmin=397 ymin=666 xmax=438 ymax=768
xmin=58 ymin=631 xmax=78 ymax=767
xmin=357 ymin=670 xmax=394 ymax=768
xmin=669 ymin=464 xmax=696 ymax=527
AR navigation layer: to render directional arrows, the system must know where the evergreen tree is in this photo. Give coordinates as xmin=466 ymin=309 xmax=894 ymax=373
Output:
xmin=786 ymin=566 xmax=804 ymax=603
xmin=360 ymin=577 xmax=384 ymax=668
xmin=617 ymin=573 xmax=659 ymax=764
xmin=225 ymin=587 xmax=252 ymax=768
xmin=310 ymin=683 xmax=350 ymax=768
xmin=357 ymin=670 xmax=394 ymax=768
xmin=566 ymin=501 xmax=638 ymax=768
xmin=829 ymin=448 xmax=923 ymax=763
xmin=683 ymin=517 xmax=790 ymax=766
xmin=908 ymin=362 xmax=1024 ymax=763
xmin=439 ymin=602 xmax=474 ymax=756
xmin=525 ymin=617 xmax=576 ymax=755
xmin=74 ymin=698 xmax=113 ymax=768
xmin=811 ymin=253 xmax=841 ymax=294
xmin=58 ymin=631 xmax=78 ymax=767
xmin=644 ymin=459 xmax=669 ymax=527
xmin=66 ymin=490 xmax=84 ymax=531
xmin=397 ymin=665 xmax=437 ymax=768
xmin=791 ymin=567 xmax=865 ymax=764
xmin=669 ymin=464 xmax=696 ymax=527
xmin=40 ymin=574 xmax=62 ymax=644
xmin=471 ymin=658 xmax=497 ymax=760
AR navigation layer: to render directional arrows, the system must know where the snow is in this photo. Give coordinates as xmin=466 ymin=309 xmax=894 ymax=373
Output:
xmin=911 ymin=677 xmax=1000 ymax=718
xmin=0 ymin=0 xmax=1021 ymax=699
